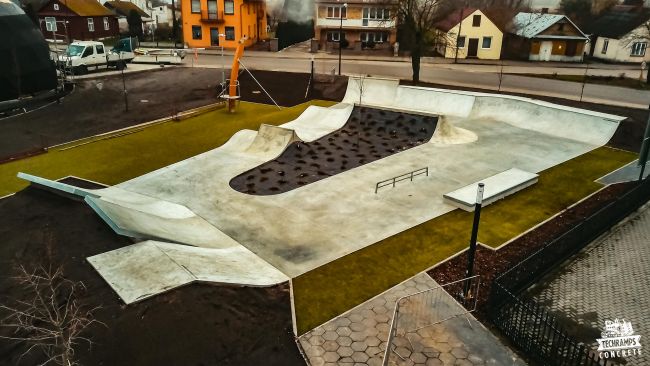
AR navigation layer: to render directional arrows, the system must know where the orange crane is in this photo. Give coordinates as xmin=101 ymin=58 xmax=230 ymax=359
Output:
xmin=226 ymin=37 xmax=246 ymax=113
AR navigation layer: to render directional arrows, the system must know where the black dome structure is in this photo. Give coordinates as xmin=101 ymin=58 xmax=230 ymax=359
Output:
xmin=0 ymin=0 xmax=57 ymax=101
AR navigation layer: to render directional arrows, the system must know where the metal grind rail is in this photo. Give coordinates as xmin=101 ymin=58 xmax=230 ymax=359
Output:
xmin=375 ymin=167 xmax=429 ymax=194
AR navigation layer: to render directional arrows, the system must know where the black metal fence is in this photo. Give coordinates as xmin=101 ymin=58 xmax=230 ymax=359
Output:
xmin=488 ymin=178 xmax=650 ymax=366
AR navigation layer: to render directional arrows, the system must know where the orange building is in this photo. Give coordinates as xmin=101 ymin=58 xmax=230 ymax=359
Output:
xmin=181 ymin=0 xmax=267 ymax=48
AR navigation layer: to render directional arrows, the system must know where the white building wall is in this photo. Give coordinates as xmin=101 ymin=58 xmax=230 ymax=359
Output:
xmin=594 ymin=25 xmax=650 ymax=63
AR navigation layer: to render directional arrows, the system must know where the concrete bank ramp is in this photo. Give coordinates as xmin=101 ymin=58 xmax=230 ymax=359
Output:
xmin=343 ymin=76 xmax=624 ymax=146
xmin=88 ymin=240 xmax=289 ymax=304
xmin=245 ymin=124 xmax=301 ymax=155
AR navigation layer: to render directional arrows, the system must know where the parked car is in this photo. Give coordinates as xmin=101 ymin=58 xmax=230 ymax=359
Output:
xmin=57 ymin=38 xmax=135 ymax=75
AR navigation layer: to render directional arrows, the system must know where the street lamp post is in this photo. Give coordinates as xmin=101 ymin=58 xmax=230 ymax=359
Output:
xmin=338 ymin=2 xmax=347 ymax=76
xmin=464 ymin=183 xmax=484 ymax=298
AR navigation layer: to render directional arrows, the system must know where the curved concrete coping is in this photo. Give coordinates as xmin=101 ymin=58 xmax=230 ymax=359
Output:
xmin=87 ymin=240 xmax=289 ymax=304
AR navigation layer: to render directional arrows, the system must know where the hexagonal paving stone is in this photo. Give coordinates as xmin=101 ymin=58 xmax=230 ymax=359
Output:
xmin=376 ymin=323 xmax=390 ymax=333
xmin=338 ymin=357 xmax=354 ymax=364
xmin=438 ymin=352 xmax=456 ymax=364
xmin=323 ymin=330 xmax=339 ymax=341
xmin=365 ymin=336 xmax=381 ymax=347
xmin=435 ymin=342 xmax=452 ymax=353
xmin=323 ymin=322 xmax=338 ymax=331
xmin=411 ymin=352 xmax=427 ymax=363
xmin=338 ymin=336 xmax=353 ymax=347
xmin=349 ymin=313 xmax=364 ymax=323
xmin=338 ymin=346 xmax=354 ymax=357
xmin=335 ymin=317 xmax=352 ymax=327
xmin=350 ymin=322 xmax=365 ymax=332
xmin=337 ymin=327 xmax=352 ymax=337
xmin=323 ymin=351 xmax=340 ymax=363
xmin=422 ymin=347 xmax=440 ymax=358
xmin=352 ymin=351 xmax=370 ymax=363
xmin=366 ymin=346 xmax=381 ymax=356
xmin=310 ymin=357 xmax=326 ymax=366
xmin=450 ymin=347 xmax=468 ymax=359
xmin=304 ymin=345 xmax=325 ymax=358
xmin=375 ymin=313 xmax=391 ymax=323
xmin=350 ymin=331 xmax=367 ymax=342
xmin=362 ymin=317 xmax=377 ymax=328
xmin=425 ymin=358 xmax=443 ymax=366
xmin=322 ymin=340 xmax=340 ymax=352
xmin=351 ymin=341 xmax=368 ymax=352
xmin=454 ymin=359 xmax=473 ymax=366
xmin=363 ymin=326 xmax=379 ymax=337
xmin=394 ymin=347 xmax=412 ymax=358
xmin=367 ymin=357 xmax=384 ymax=366
xmin=361 ymin=309 xmax=376 ymax=319
xmin=311 ymin=327 xmax=325 ymax=336
xmin=308 ymin=335 xmax=325 ymax=346
xmin=373 ymin=306 xmax=389 ymax=314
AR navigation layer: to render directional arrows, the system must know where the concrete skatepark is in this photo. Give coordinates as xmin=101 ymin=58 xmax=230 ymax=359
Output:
xmin=18 ymin=77 xmax=624 ymax=307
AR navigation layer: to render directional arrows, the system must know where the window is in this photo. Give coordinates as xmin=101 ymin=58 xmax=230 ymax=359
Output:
xmin=631 ymin=42 xmax=647 ymax=57
xmin=326 ymin=6 xmax=346 ymax=18
xmin=601 ymin=39 xmax=609 ymax=54
xmin=96 ymin=45 xmax=104 ymax=54
xmin=82 ymin=47 xmax=93 ymax=57
xmin=360 ymin=32 xmax=388 ymax=43
xmin=224 ymin=0 xmax=234 ymax=14
xmin=45 ymin=16 xmax=57 ymax=32
xmin=327 ymin=31 xmax=343 ymax=42
xmin=192 ymin=25 xmax=202 ymax=39
xmin=225 ymin=26 xmax=235 ymax=40
xmin=87 ymin=18 xmax=94 ymax=32
xmin=53 ymin=3 xmax=59 ymax=10
xmin=482 ymin=36 xmax=491 ymax=49
xmin=457 ymin=36 xmax=466 ymax=48
xmin=472 ymin=14 xmax=481 ymax=27
xmin=191 ymin=0 xmax=200 ymax=13
xmin=362 ymin=7 xmax=390 ymax=22
xmin=103 ymin=17 xmax=109 ymax=30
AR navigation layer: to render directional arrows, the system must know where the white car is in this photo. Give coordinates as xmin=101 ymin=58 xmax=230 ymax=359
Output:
xmin=58 ymin=39 xmax=135 ymax=75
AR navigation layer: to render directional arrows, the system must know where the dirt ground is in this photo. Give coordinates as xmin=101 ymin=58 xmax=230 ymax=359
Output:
xmin=0 ymin=68 xmax=348 ymax=162
xmin=0 ymin=180 xmax=304 ymax=366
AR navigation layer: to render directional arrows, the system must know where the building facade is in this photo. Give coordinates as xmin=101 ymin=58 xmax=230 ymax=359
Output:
xmin=181 ymin=0 xmax=267 ymax=48
xmin=313 ymin=0 xmax=397 ymax=51
xmin=589 ymin=6 xmax=650 ymax=63
xmin=435 ymin=8 xmax=503 ymax=60
xmin=38 ymin=0 xmax=118 ymax=41
xmin=509 ymin=12 xmax=588 ymax=62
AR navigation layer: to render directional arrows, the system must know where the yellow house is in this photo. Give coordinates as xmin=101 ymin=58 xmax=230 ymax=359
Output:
xmin=435 ymin=8 xmax=503 ymax=60
xmin=181 ymin=0 xmax=267 ymax=49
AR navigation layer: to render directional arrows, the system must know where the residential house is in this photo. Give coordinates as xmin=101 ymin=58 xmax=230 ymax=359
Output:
xmin=509 ymin=12 xmax=589 ymax=62
xmin=181 ymin=0 xmax=267 ymax=48
xmin=150 ymin=2 xmax=179 ymax=28
xmin=588 ymin=5 xmax=650 ymax=63
xmin=38 ymin=0 xmax=118 ymax=41
xmin=313 ymin=0 xmax=397 ymax=52
xmin=435 ymin=8 xmax=503 ymax=60
xmin=104 ymin=0 xmax=151 ymax=33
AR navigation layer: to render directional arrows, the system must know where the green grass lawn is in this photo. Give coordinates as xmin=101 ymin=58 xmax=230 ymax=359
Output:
xmin=292 ymin=146 xmax=636 ymax=334
xmin=0 ymin=100 xmax=335 ymax=197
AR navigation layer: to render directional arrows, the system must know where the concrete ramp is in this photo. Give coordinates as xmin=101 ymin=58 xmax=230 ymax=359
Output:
xmin=343 ymin=77 xmax=399 ymax=107
xmin=280 ymin=103 xmax=353 ymax=141
xmin=245 ymin=124 xmax=300 ymax=155
xmin=88 ymin=240 xmax=289 ymax=304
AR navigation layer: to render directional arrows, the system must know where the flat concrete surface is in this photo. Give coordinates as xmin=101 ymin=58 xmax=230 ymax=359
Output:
xmin=87 ymin=240 xmax=289 ymax=303
xmin=597 ymin=159 xmax=650 ymax=184
xmin=443 ymin=168 xmax=538 ymax=211
xmin=527 ymin=203 xmax=650 ymax=366
xmin=298 ymin=273 xmax=526 ymax=366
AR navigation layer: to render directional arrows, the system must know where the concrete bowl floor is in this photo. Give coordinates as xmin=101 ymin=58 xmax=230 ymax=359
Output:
xmin=230 ymin=107 xmax=437 ymax=195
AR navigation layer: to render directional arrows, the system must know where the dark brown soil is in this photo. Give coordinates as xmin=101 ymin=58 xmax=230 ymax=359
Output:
xmin=230 ymin=107 xmax=437 ymax=195
xmin=427 ymin=181 xmax=636 ymax=309
xmin=403 ymin=80 xmax=650 ymax=153
xmin=0 ymin=68 xmax=348 ymax=162
xmin=0 ymin=182 xmax=304 ymax=366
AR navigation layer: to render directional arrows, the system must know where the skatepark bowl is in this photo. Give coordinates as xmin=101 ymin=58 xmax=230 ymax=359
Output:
xmin=16 ymin=77 xmax=627 ymax=320
xmin=230 ymin=107 xmax=438 ymax=195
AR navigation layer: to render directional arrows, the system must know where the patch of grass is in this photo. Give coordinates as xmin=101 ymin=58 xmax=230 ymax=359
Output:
xmin=292 ymin=147 xmax=635 ymax=334
xmin=0 ymin=100 xmax=335 ymax=197
xmin=521 ymin=73 xmax=650 ymax=90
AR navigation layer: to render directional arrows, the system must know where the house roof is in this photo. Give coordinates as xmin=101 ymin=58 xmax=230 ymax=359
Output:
xmin=51 ymin=0 xmax=114 ymax=16
xmin=588 ymin=7 xmax=650 ymax=39
xmin=436 ymin=7 xmax=479 ymax=32
xmin=104 ymin=0 xmax=148 ymax=18
xmin=512 ymin=12 xmax=587 ymax=39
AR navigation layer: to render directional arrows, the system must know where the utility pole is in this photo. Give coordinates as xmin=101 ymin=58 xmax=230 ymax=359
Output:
xmin=338 ymin=3 xmax=347 ymax=75
xmin=638 ymin=105 xmax=650 ymax=181
xmin=464 ymin=183 xmax=484 ymax=298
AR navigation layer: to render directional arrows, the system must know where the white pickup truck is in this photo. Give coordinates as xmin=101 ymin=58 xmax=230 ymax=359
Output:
xmin=58 ymin=38 xmax=135 ymax=75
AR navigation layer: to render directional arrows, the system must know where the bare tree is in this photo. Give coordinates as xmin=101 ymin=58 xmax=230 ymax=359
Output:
xmin=621 ymin=21 xmax=650 ymax=84
xmin=395 ymin=0 xmax=453 ymax=83
xmin=0 ymin=265 xmax=103 ymax=366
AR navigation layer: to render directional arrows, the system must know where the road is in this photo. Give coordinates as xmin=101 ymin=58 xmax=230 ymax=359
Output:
xmin=188 ymin=53 xmax=650 ymax=109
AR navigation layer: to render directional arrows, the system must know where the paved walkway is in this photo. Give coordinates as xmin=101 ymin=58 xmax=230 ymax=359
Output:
xmin=298 ymin=273 xmax=525 ymax=366
xmin=528 ymin=203 xmax=650 ymax=365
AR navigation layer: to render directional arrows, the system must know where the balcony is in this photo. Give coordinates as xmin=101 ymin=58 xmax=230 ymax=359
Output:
xmin=201 ymin=9 xmax=224 ymax=23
